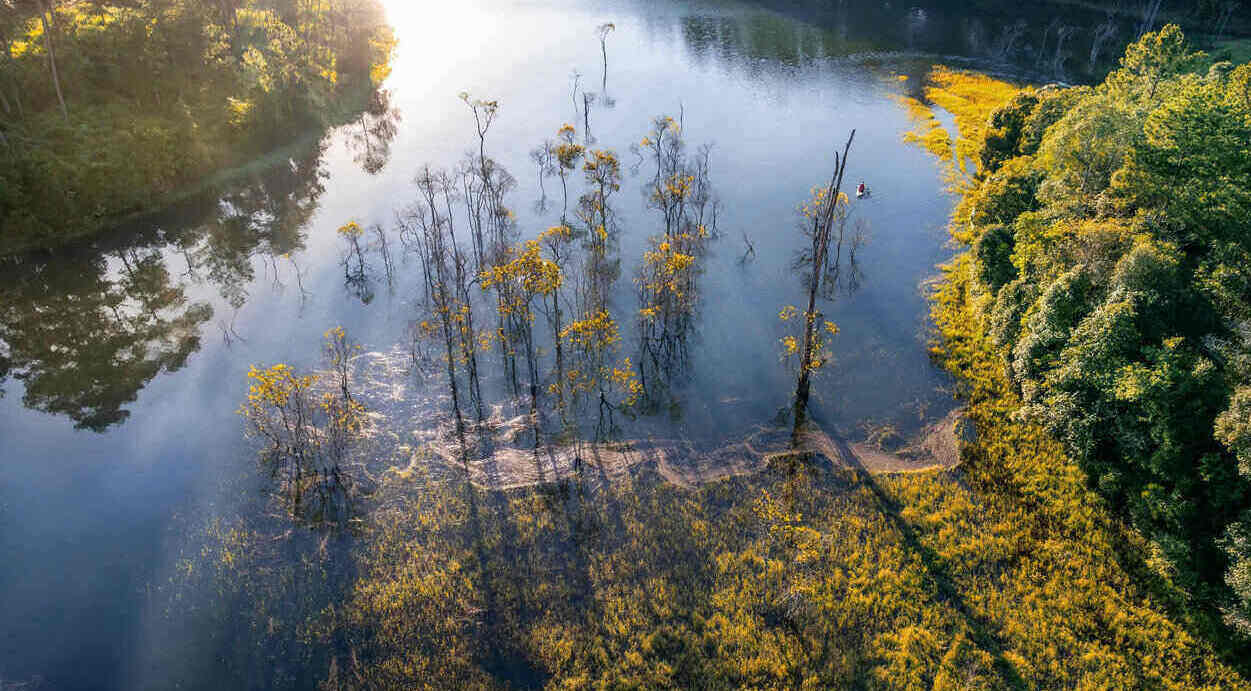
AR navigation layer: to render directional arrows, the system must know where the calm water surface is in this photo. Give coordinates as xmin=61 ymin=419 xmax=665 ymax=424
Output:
xmin=0 ymin=0 xmax=1112 ymax=687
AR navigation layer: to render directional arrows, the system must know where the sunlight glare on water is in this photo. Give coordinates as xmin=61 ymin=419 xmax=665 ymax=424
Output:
xmin=380 ymin=0 xmax=497 ymax=90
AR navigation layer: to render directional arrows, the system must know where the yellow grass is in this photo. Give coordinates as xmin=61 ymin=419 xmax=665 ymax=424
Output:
xmin=898 ymin=66 xmax=1022 ymax=189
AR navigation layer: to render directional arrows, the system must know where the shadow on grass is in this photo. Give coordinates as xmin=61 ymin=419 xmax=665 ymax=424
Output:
xmin=824 ymin=434 xmax=1027 ymax=689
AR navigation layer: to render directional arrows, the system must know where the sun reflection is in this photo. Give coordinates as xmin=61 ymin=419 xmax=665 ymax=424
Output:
xmin=378 ymin=0 xmax=497 ymax=85
xmin=378 ymin=0 xmax=424 ymax=26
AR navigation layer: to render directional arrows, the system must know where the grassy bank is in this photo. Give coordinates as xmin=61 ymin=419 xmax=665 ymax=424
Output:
xmin=154 ymin=414 xmax=1248 ymax=687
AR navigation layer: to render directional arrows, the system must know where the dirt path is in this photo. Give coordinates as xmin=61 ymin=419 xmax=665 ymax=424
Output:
xmin=420 ymin=408 xmax=969 ymax=491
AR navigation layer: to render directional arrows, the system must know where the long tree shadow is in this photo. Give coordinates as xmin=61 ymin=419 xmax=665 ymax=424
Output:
xmin=583 ymin=440 xmax=630 ymax=535
xmin=825 ymin=435 xmax=1027 ymax=688
xmin=458 ymin=448 xmax=547 ymax=689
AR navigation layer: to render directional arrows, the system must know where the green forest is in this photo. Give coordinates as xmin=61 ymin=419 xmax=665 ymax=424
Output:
xmin=946 ymin=25 xmax=1251 ymax=641
xmin=0 ymin=0 xmax=394 ymax=254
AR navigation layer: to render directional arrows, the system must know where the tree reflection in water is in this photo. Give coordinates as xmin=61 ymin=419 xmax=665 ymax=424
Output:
xmin=347 ymin=89 xmax=403 ymax=175
xmin=0 ymin=91 xmax=402 ymax=430
xmin=0 ymin=248 xmax=212 ymax=431
xmin=678 ymin=0 xmax=1149 ymax=82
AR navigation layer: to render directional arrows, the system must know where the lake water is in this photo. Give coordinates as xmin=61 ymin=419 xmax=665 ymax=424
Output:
xmin=0 ymin=0 xmax=1129 ymax=687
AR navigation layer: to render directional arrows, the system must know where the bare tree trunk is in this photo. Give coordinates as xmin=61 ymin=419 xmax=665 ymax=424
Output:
xmin=582 ymin=92 xmax=593 ymax=144
xmin=600 ymin=40 xmax=608 ymax=93
xmin=552 ymin=294 xmax=566 ymax=423
xmin=441 ymin=306 xmax=468 ymax=451
xmin=523 ymin=324 xmax=541 ymax=449
xmin=559 ymin=171 xmax=569 ymax=222
xmin=792 ymin=131 xmax=855 ymax=443
xmin=38 ymin=1 xmax=67 ymax=122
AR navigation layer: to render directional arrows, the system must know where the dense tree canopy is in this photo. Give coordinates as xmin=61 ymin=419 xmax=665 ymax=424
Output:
xmin=951 ymin=24 xmax=1251 ymax=637
xmin=0 ymin=0 xmax=393 ymax=253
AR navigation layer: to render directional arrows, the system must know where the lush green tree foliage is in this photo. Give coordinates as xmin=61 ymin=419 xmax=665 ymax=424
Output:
xmin=953 ymin=24 xmax=1251 ymax=638
xmin=0 ymin=0 xmax=393 ymax=253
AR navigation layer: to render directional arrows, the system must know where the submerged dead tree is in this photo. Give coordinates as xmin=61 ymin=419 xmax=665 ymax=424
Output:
xmin=482 ymin=236 xmax=562 ymax=450
xmin=582 ymin=91 xmax=596 ymax=144
xmin=790 ymin=130 xmax=855 ymax=442
xmin=530 ymin=138 xmax=556 ymax=212
xmin=457 ymin=93 xmax=522 ymax=397
xmin=401 ymin=165 xmax=485 ymax=444
xmin=634 ymin=115 xmax=719 ymax=405
xmin=239 ymin=328 xmax=366 ymax=527
xmin=437 ymin=171 xmax=487 ymax=424
xmin=337 ymin=221 xmax=374 ymax=304
xmin=554 ymin=124 xmax=585 ymax=224
xmin=596 ymin=22 xmax=615 ymax=94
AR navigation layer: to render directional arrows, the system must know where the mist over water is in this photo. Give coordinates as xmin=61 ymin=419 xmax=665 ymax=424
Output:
xmin=0 ymin=0 xmax=1115 ymax=686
